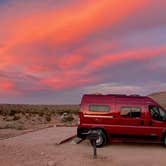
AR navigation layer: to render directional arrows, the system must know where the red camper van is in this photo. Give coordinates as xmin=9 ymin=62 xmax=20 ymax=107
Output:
xmin=77 ymin=94 xmax=166 ymax=147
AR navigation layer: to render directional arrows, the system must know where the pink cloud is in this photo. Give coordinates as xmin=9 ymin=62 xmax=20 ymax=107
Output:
xmin=0 ymin=79 xmax=19 ymax=95
xmin=0 ymin=0 xmax=146 ymax=68
xmin=57 ymin=54 xmax=84 ymax=69
xmin=42 ymin=77 xmax=97 ymax=90
xmin=0 ymin=0 xmax=166 ymax=102
xmin=83 ymin=46 xmax=166 ymax=73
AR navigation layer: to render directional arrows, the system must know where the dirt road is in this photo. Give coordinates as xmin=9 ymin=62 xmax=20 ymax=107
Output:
xmin=0 ymin=127 xmax=166 ymax=166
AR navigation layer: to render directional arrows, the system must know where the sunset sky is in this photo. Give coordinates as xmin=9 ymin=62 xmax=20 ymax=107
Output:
xmin=0 ymin=0 xmax=166 ymax=104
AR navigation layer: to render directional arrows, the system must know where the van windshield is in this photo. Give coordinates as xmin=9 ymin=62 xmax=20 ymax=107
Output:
xmin=149 ymin=105 xmax=166 ymax=121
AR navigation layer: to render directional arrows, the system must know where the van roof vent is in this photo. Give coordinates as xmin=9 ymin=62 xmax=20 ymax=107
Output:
xmin=129 ymin=94 xmax=140 ymax=96
xmin=90 ymin=93 xmax=103 ymax=95
xmin=107 ymin=94 xmax=127 ymax=96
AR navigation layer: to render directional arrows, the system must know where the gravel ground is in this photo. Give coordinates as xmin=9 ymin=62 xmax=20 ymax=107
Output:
xmin=0 ymin=127 xmax=166 ymax=166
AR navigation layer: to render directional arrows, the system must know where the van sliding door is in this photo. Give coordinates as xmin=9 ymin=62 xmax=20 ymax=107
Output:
xmin=115 ymin=104 xmax=145 ymax=136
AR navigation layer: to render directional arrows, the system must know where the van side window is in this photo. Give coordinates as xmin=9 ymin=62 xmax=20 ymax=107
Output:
xmin=149 ymin=105 xmax=166 ymax=121
xmin=120 ymin=107 xmax=141 ymax=118
xmin=89 ymin=105 xmax=110 ymax=112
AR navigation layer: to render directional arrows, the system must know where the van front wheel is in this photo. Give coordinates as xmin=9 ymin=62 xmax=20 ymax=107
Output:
xmin=90 ymin=129 xmax=107 ymax=148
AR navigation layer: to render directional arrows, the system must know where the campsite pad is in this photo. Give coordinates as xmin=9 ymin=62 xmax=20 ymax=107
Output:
xmin=0 ymin=127 xmax=76 ymax=145
xmin=1 ymin=127 xmax=166 ymax=166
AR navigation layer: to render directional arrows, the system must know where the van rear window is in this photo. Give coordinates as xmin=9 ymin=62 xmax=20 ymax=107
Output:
xmin=89 ymin=105 xmax=110 ymax=112
xmin=120 ymin=107 xmax=141 ymax=117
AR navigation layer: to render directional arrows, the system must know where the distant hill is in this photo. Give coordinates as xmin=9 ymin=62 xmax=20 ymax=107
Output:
xmin=149 ymin=91 xmax=166 ymax=108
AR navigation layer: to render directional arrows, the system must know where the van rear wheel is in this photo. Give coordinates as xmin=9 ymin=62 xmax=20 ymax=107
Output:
xmin=90 ymin=129 xmax=107 ymax=148
xmin=163 ymin=135 xmax=166 ymax=147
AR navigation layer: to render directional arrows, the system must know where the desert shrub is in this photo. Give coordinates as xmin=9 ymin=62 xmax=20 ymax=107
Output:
xmin=39 ymin=112 xmax=44 ymax=117
xmin=0 ymin=109 xmax=9 ymax=116
xmin=21 ymin=111 xmax=26 ymax=115
xmin=13 ymin=115 xmax=21 ymax=121
xmin=9 ymin=109 xmax=16 ymax=116
xmin=25 ymin=113 xmax=30 ymax=119
xmin=45 ymin=114 xmax=51 ymax=122
xmin=0 ymin=104 xmax=79 ymax=120
xmin=8 ymin=123 xmax=25 ymax=130
xmin=1 ymin=122 xmax=25 ymax=130
xmin=5 ymin=116 xmax=14 ymax=121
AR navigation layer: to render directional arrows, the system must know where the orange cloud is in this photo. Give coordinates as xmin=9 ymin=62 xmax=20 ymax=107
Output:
xmin=1 ymin=0 xmax=147 ymax=66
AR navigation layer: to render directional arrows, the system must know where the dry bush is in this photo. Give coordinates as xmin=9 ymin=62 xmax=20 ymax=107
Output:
xmin=9 ymin=109 xmax=17 ymax=116
xmin=5 ymin=116 xmax=14 ymax=121
xmin=39 ymin=112 xmax=44 ymax=117
xmin=0 ymin=104 xmax=79 ymax=117
xmin=0 ymin=122 xmax=25 ymax=130
xmin=13 ymin=115 xmax=21 ymax=121
xmin=45 ymin=114 xmax=51 ymax=122
xmin=0 ymin=104 xmax=79 ymax=128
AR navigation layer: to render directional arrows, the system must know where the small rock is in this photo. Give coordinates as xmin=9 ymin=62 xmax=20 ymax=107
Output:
xmin=40 ymin=152 xmax=44 ymax=155
xmin=47 ymin=160 xmax=56 ymax=166
xmin=71 ymin=137 xmax=83 ymax=144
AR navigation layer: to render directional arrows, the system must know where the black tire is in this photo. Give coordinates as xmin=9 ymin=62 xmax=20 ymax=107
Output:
xmin=163 ymin=135 xmax=166 ymax=147
xmin=90 ymin=129 xmax=107 ymax=148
